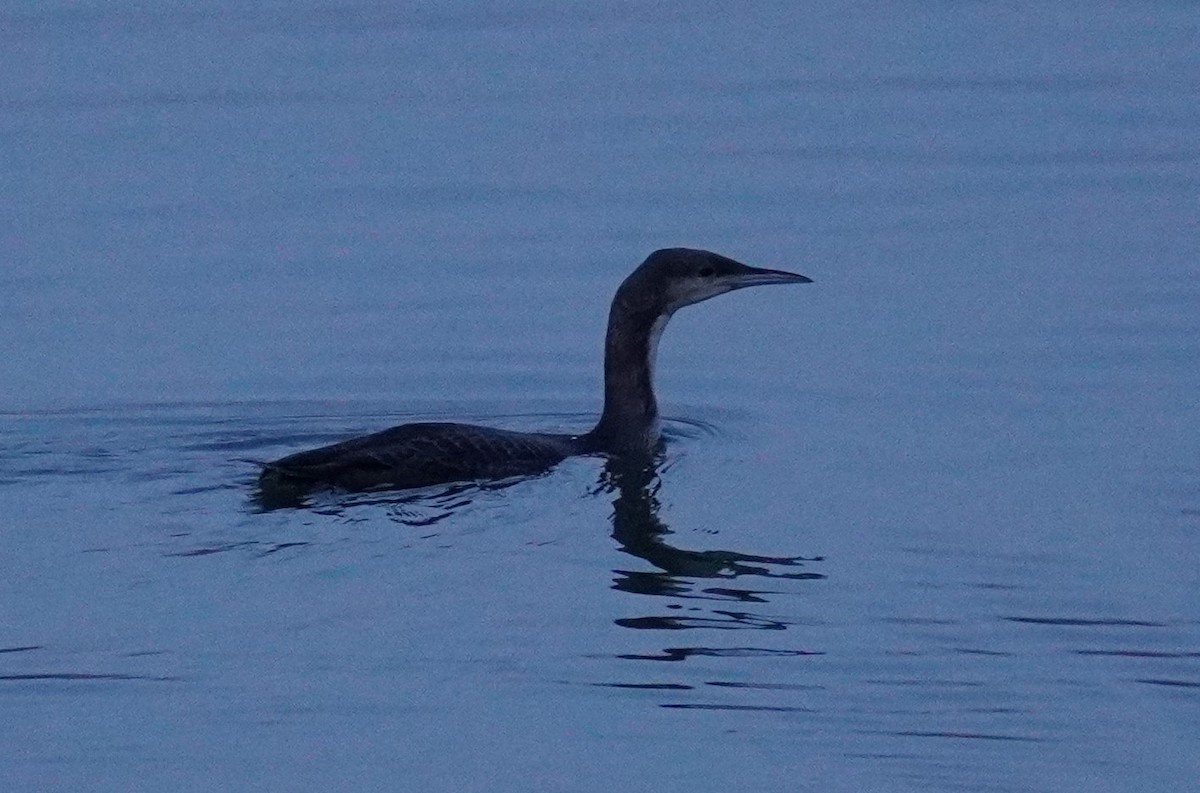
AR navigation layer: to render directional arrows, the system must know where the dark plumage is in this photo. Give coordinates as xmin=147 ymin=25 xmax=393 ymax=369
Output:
xmin=257 ymin=248 xmax=810 ymax=499
xmin=260 ymin=422 xmax=582 ymax=492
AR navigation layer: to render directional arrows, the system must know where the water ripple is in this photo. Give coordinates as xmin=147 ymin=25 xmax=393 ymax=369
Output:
xmin=615 ymin=647 xmax=821 ymax=662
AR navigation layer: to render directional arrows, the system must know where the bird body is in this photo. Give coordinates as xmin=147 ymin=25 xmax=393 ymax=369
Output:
xmin=259 ymin=422 xmax=583 ymax=492
xmin=258 ymin=248 xmax=810 ymax=499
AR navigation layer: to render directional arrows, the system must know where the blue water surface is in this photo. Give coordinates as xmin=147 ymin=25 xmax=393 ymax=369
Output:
xmin=2 ymin=2 xmax=1198 ymax=791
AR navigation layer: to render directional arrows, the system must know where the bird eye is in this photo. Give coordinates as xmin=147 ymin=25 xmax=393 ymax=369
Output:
xmin=698 ymin=266 xmax=715 ymax=277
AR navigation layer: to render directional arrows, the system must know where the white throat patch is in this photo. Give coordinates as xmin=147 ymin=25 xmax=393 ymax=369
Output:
xmin=646 ymin=311 xmax=672 ymax=386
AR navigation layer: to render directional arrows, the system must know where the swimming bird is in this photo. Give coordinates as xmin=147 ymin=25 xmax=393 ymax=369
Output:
xmin=257 ymin=248 xmax=811 ymax=496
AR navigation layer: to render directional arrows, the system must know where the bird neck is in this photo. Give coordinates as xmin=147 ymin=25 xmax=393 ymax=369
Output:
xmin=587 ymin=290 xmax=671 ymax=453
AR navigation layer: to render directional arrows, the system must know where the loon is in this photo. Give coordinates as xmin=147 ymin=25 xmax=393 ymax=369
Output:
xmin=257 ymin=248 xmax=811 ymax=496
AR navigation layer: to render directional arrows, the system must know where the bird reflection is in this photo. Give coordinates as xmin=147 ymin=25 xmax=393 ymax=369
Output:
xmin=594 ymin=451 xmax=823 ymax=633
xmin=250 ymin=441 xmax=824 ymax=640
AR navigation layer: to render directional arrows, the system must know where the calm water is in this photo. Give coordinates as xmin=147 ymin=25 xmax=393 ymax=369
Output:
xmin=3 ymin=2 xmax=1198 ymax=791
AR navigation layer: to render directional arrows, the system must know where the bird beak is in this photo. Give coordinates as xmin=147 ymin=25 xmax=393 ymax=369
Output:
xmin=734 ymin=265 xmax=813 ymax=288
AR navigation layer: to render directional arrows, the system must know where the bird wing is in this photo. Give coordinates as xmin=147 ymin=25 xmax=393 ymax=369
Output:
xmin=263 ymin=422 xmax=578 ymax=491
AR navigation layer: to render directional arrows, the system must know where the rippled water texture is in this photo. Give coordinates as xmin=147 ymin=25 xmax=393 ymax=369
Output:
xmin=2 ymin=3 xmax=1198 ymax=791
